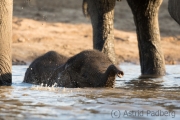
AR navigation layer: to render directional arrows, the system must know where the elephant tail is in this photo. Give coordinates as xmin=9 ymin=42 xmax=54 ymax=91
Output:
xmin=82 ymin=0 xmax=89 ymax=18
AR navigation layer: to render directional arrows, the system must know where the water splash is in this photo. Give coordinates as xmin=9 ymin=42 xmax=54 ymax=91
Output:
xmin=0 ymin=64 xmax=179 ymax=120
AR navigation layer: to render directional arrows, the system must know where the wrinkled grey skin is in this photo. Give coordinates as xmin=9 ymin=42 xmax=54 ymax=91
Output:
xmin=126 ymin=0 xmax=165 ymax=77
xmin=0 ymin=0 xmax=12 ymax=86
xmin=24 ymin=50 xmax=124 ymax=88
xmin=82 ymin=0 xmax=117 ymax=64
xmin=83 ymin=0 xmax=180 ymax=77
xmin=23 ymin=51 xmax=68 ymax=85
xmin=168 ymin=0 xmax=180 ymax=25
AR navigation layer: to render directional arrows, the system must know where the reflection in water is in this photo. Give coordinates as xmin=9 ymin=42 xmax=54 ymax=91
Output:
xmin=125 ymin=78 xmax=164 ymax=89
xmin=0 ymin=64 xmax=180 ymax=120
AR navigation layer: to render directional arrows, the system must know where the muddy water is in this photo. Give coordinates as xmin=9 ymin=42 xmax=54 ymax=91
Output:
xmin=0 ymin=64 xmax=180 ymax=120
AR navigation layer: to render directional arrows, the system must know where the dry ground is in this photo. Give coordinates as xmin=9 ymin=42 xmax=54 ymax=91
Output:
xmin=12 ymin=0 xmax=180 ymax=65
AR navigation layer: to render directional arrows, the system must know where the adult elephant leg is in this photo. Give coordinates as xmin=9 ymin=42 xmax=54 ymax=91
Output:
xmin=0 ymin=0 xmax=12 ymax=86
xmin=168 ymin=0 xmax=180 ymax=25
xmin=84 ymin=0 xmax=116 ymax=64
xmin=127 ymin=0 xmax=165 ymax=76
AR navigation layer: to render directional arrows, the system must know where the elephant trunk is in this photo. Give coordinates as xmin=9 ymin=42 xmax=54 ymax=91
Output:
xmin=104 ymin=65 xmax=124 ymax=88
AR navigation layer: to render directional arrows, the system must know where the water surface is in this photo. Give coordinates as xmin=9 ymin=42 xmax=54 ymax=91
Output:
xmin=0 ymin=64 xmax=180 ymax=120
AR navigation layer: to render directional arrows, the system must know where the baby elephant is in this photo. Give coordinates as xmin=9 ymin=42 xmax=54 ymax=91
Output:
xmin=24 ymin=50 xmax=124 ymax=88
xmin=23 ymin=51 xmax=68 ymax=85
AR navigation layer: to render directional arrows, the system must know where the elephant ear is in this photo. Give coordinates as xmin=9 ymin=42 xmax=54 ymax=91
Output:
xmin=82 ymin=0 xmax=90 ymax=18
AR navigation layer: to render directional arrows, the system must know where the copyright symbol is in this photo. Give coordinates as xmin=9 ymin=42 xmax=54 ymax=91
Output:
xmin=111 ymin=110 xmax=121 ymax=118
